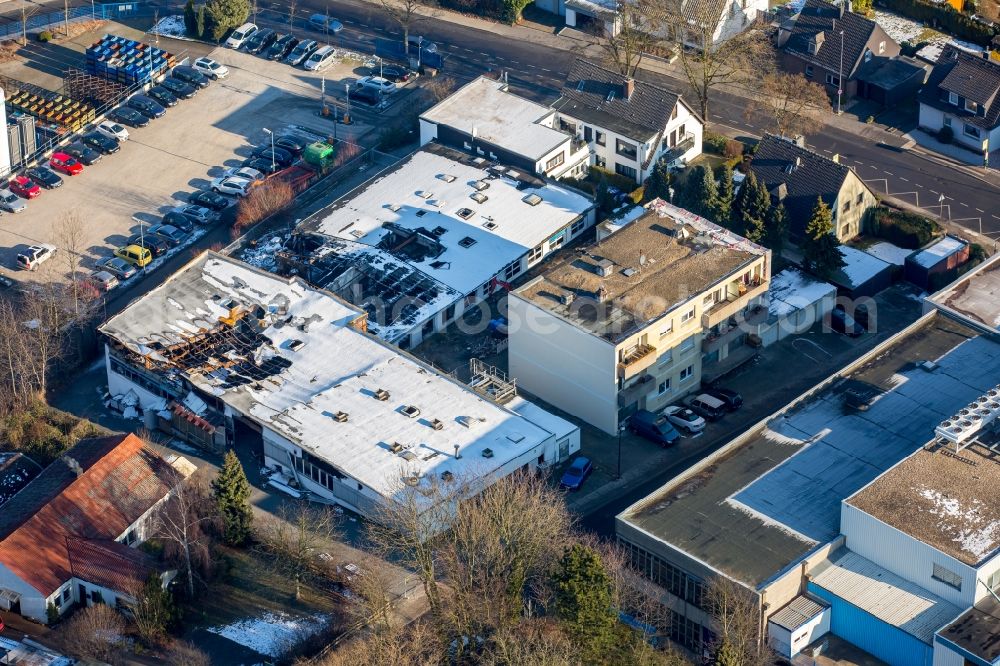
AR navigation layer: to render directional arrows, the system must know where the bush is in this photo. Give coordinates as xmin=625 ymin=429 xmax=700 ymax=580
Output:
xmin=722 ymin=139 xmax=743 ymax=159
xmin=628 ymin=187 xmax=644 ymax=204
xmin=703 ymin=131 xmax=730 ymax=155
xmin=376 ymin=124 xmax=415 ymax=151
xmin=587 ymin=166 xmax=636 ymax=192
xmin=234 ymin=179 xmax=295 ymax=232
xmin=37 ymin=30 xmax=53 ymax=42
xmin=870 ymin=208 xmax=942 ymax=248
xmin=939 ymin=125 xmax=954 ymax=144
xmin=560 ymin=176 xmax=596 ymax=195
xmin=878 ymin=0 xmax=997 ymax=45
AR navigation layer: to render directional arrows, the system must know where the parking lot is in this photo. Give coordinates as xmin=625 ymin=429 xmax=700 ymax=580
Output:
xmin=0 ymin=19 xmax=424 ymax=286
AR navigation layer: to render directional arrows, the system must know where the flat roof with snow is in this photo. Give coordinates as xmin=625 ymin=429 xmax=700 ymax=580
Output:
xmin=833 ymin=245 xmax=893 ymax=289
xmin=909 ymin=235 xmax=967 ymax=269
xmin=767 ymin=268 xmax=836 ymax=319
xmin=420 ymin=77 xmax=569 ymax=162
xmin=618 ymin=313 xmax=1000 ymax=586
xmin=928 ymin=254 xmax=1000 ymax=333
xmin=301 ymin=143 xmax=593 ymax=296
xmin=100 ymin=253 xmax=560 ymax=502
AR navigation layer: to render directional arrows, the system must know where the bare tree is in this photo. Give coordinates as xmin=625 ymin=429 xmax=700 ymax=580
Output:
xmin=63 ymin=0 xmax=70 ymax=36
xmin=55 ymin=211 xmax=86 ymax=315
xmin=54 ymin=604 xmax=128 ymax=665
xmin=481 ymin=618 xmax=576 ymax=666
xmin=20 ymin=5 xmax=40 ymax=45
xmin=422 ymin=75 xmax=457 ymax=104
xmin=165 ymin=640 xmax=212 ymax=666
xmin=155 ymin=472 xmax=217 ymax=599
xmin=705 ymin=576 xmax=772 ymax=666
xmin=314 ymin=619 xmax=443 ymax=666
xmin=377 ymin=0 xmax=435 ymax=56
xmin=288 ymin=0 xmax=298 ymax=35
xmin=747 ymin=72 xmax=832 ymax=139
xmin=601 ymin=0 xmax=656 ymax=78
xmin=655 ymin=0 xmax=774 ymax=119
xmin=256 ymin=503 xmax=338 ymax=600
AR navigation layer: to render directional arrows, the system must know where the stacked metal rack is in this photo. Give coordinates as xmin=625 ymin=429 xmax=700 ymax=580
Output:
xmin=85 ymin=34 xmax=176 ymax=86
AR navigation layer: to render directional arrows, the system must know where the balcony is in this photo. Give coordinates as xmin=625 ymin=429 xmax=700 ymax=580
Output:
xmin=618 ymin=373 xmax=654 ymax=407
xmin=662 ymin=132 xmax=696 ymax=165
xmin=702 ymin=278 xmax=769 ymax=329
xmin=617 ymin=343 xmax=657 ymax=380
xmin=702 ymin=305 xmax=768 ymax=354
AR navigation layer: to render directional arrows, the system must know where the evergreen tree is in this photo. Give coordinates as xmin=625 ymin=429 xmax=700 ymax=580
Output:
xmin=802 ymin=197 xmax=846 ymax=279
xmin=711 ymin=164 xmax=734 ymax=226
xmin=552 ymin=544 xmax=617 ymax=659
xmin=595 ymin=176 xmax=616 ymax=214
xmin=195 ymin=5 xmax=206 ymax=40
xmin=712 ymin=640 xmax=742 ymax=666
xmin=644 ymin=160 xmax=671 ymax=203
xmin=212 ymin=450 xmax=253 ymax=546
xmin=735 ymin=172 xmax=770 ymax=241
xmin=203 ymin=0 xmax=250 ymax=42
xmin=764 ymin=202 xmax=789 ymax=255
xmin=183 ymin=0 xmax=199 ymax=37
xmin=684 ymin=165 xmax=718 ymax=220
xmin=731 ymin=170 xmax=754 ymax=234
xmin=130 ymin=572 xmax=177 ymax=643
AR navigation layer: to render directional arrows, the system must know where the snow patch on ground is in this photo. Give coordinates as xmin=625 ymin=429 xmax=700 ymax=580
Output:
xmin=874 ymin=9 xmax=985 ymax=60
xmin=865 ymin=242 xmax=913 ymax=266
xmin=207 ymin=612 xmax=329 ymax=658
xmin=150 ymin=15 xmax=196 ymax=41
xmin=917 ymin=487 xmax=1000 ymax=559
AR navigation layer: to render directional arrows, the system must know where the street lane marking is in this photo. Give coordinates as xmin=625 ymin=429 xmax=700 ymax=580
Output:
xmin=915 ymin=183 xmax=924 ymax=188
xmin=883 ymin=170 xmax=893 ymax=175
xmin=977 ymin=208 xmax=985 ymax=212
xmin=960 ymin=202 xmax=969 ymax=207
xmin=899 ymin=177 xmax=908 ymax=182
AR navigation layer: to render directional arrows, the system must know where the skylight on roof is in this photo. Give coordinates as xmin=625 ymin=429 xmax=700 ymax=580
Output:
xmin=438 ymin=174 xmax=457 ymax=182
xmin=456 ymin=207 xmax=475 ymax=220
xmin=482 ymin=220 xmax=498 ymax=231
xmin=473 ymin=180 xmax=490 ymax=191
xmin=576 ymin=80 xmax=585 ymax=91
xmin=522 ymin=193 xmax=543 ymax=206
xmin=470 ymin=192 xmax=488 ymax=204
xmin=458 ymin=236 xmax=477 ymax=248
xmin=417 ymin=191 xmax=433 ymax=199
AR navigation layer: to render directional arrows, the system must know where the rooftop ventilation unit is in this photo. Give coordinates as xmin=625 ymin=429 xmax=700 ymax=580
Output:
xmin=389 ymin=203 xmax=401 ymax=212
xmin=374 ymin=388 xmax=390 ymax=401
xmin=400 ymin=450 xmax=417 ymax=461
xmin=522 ymin=193 xmax=542 ymax=206
xmin=935 ymin=383 xmax=1000 ymax=446
xmin=473 ymin=180 xmax=490 ymax=191
xmin=390 ymin=441 xmax=405 ymax=453
xmin=289 ymin=339 xmax=306 ymax=351
xmin=458 ymin=415 xmax=479 ymax=428
xmin=417 ymin=190 xmax=433 ymax=199
xmin=431 ymin=226 xmax=448 ymax=236
xmin=560 ymin=292 xmax=575 ymax=306
xmin=350 ymin=230 xmax=365 ymax=239
xmin=622 ymin=268 xmax=637 ymax=277
xmin=596 ymin=259 xmax=614 ymax=277
xmin=441 ymin=470 xmax=454 ymax=481
xmin=439 ymin=174 xmax=457 ymax=182
xmin=456 ymin=207 xmax=475 ymax=220
xmin=333 ymin=411 xmax=349 ymax=422
xmin=402 ymin=405 xmax=421 ymax=418
xmin=431 ymin=418 xmax=444 ymax=430
xmin=482 ymin=448 xmax=494 ymax=458
xmin=483 ymin=220 xmax=499 ymax=231
xmin=470 ymin=192 xmax=488 ymax=204
xmin=458 ymin=236 xmax=477 ymax=248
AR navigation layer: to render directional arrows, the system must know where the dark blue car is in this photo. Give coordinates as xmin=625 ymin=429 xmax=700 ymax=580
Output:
xmin=559 ymin=456 xmax=593 ymax=491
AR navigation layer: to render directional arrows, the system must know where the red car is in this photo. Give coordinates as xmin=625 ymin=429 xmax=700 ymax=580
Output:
xmin=50 ymin=152 xmax=83 ymax=176
xmin=9 ymin=175 xmax=40 ymax=199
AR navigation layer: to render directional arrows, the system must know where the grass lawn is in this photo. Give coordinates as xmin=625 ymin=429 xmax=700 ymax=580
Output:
xmin=182 ymin=546 xmax=340 ymax=630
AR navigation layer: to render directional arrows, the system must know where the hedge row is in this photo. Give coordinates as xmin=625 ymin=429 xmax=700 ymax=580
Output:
xmin=878 ymin=0 xmax=998 ymax=46
xmin=870 ymin=207 xmax=942 ymax=248
xmin=437 ymin=0 xmax=530 ymax=23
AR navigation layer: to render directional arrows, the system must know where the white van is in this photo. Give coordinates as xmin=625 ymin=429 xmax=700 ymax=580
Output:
xmin=304 ymin=45 xmax=336 ymax=71
xmin=225 ymin=22 xmax=258 ymax=49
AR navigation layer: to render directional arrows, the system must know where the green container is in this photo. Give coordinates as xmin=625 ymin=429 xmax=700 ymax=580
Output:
xmin=303 ymin=141 xmax=336 ymax=168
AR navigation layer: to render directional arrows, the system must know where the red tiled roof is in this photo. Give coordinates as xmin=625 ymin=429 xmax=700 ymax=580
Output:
xmin=67 ymin=538 xmax=157 ymax=596
xmin=0 ymin=433 xmax=181 ymax=595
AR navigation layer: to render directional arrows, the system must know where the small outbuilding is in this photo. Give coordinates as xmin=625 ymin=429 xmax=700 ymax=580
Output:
xmin=904 ymin=235 xmax=969 ymax=290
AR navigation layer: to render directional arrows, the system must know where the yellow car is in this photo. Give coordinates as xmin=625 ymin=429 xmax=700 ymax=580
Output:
xmin=114 ymin=244 xmax=152 ymax=268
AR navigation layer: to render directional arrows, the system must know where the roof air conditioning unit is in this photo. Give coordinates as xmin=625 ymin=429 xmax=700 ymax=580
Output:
xmin=482 ymin=448 xmax=494 ymax=459
xmin=334 ymin=411 xmax=349 ymax=422
xmin=458 ymin=415 xmax=475 ymax=428
xmin=431 ymin=418 xmax=444 ymax=430
xmin=596 ymin=259 xmax=614 ymax=277
xmin=441 ymin=470 xmax=454 ymax=481
xmin=375 ymin=388 xmax=390 ymax=401
xmin=390 ymin=442 xmax=404 ymax=453
xmin=560 ymin=293 xmax=575 ymax=306
xmin=402 ymin=405 xmax=421 ymax=418
xmin=439 ymin=174 xmax=457 ymax=182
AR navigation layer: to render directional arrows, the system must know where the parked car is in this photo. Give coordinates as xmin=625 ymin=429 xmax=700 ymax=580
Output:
xmin=226 ymin=166 xmax=265 ymax=182
xmin=16 ymin=244 xmax=56 ymax=270
xmin=629 ymin=410 xmax=680 ymax=446
xmin=304 ymin=45 xmax=336 ymax=71
xmin=108 ymin=106 xmax=149 ymax=128
xmin=829 ymin=305 xmax=864 ymax=337
xmin=224 ymin=22 xmax=258 ymax=49
xmin=663 ymin=405 xmax=705 ymax=434
xmin=189 ymin=189 xmax=230 ymax=211
xmin=0 ymin=189 xmax=25 ymax=213
xmin=96 ymin=120 xmax=130 ymax=142
xmin=9 ymin=176 xmax=40 ymax=199
xmin=407 ymin=35 xmax=437 ymax=53
xmin=705 ymin=387 xmax=743 ymax=412
xmin=126 ymin=233 xmax=170 ymax=257
xmin=357 ymin=75 xmax=397 ymax=95
xmin=147 ymin=85 xmax=179 ymax=108
xmin=25 ymin=166 xmax=62 ymax=189
xmin=854 ymin=304 xmax=872 ymax=332
xmin=114 ymin=244 xmax=152 ymax=267
xmin=242 ymin=157 xmax=281 ymax=175
xmin=348 ymin=85 xmax=381 ymax=106
xmin=688 ymin=394 xmax=727 ymax=421
xmin=87 ymin=269 xmax=119 ymax=292
xmin=147 ymin=223 xmax=187 ymax=246
xmin=172 ymin=65 xmax=210 ymax=88
xmin=127 ymin=95 xmax=166 ymax=119
xmin=159 ymin=77 xmax=198 ymax=99
xmin=65 ymin=141 xmax=103 ymax=165
xmin=49 ymin=152 xmax=83 ymax=175
xmin=0 ymin=273 xmax=15 ymax=289
xmin=273 ymin=135 xmax=307 ymax=155
xmin=287 ymin=39 xmax=318 ymax=66
xmin=251 ymin=145 xmax=294 ymax=167
xmin=82 ymin=131 xmax=120 ymax=155
xmin=100 ymin=256 xmax=137 ymax=280
xmin=245 ymin=28 xmax=277 ymax=54
xmin=266 ymin=34 xmax=298 ymax=60
xmin=192 ymin=57 xmax=229 ymax=80
xmin=559 ymin=456 xmax=593 ymax=491
xmin=211 ymin=175 xmax=253 ymax=197
xmin=309 ymin=14 xmax=343 ymax=33
xmin=159 ymin=210 xmax=195 ymax=233
xmin=379 ymin=64 xmax=412 ymax=82
xmin=171 ymin=204 xmax=215 ymax=226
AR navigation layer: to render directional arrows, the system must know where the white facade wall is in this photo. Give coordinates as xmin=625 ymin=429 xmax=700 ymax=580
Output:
xmin=919 ymin=102 xmax=1000 ymax=156
xmin=0 ymin=561 xmax=45 ymax=622
xmin=931 ymin=640 xmax=967 ymax=666
xmin=106 ymin=352 xmax=164 ymax=410
xmin=418 ymin=118 xmax=438 ymax=146
xmin=974 ymin=551 xmax=1000 ymax=604
xmin=714 ymin=0 xmax=766 ymax=43
xmin=508 ymin=294 xmax=619 ymax=434
xmin=841 ymin=503 xmax=978 ymax=608
xmin=768 ymin=609 xmax=831 ymax=658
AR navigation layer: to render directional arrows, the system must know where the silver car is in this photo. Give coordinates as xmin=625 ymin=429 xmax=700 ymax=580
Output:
xmin=0 ymin=189 xmax=26 ymax=213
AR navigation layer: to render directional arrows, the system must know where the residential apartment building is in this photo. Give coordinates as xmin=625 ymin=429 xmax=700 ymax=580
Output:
xmin=747 ymin=134 xmax=877 ymax=242
xmin=508 ymin=200 xmax=769 ymax=435
xmin=615 ymin=300 xmax=1000 ymax=662
xmin=552 ymin=59 xmax=703 ymax=185
xmin=419 ymin=76 xmax=590 ymax=180
xmin=99 ymin=252 xmax=580 ymax=521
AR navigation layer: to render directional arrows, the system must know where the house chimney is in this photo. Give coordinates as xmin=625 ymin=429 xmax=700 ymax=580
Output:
xmin=795 ymin=156 xmax=802 ymax=168
xmin=596 ymin=285 xmax=609 ymax=303
xmin=624 ymin=77 xmax=635 ymax=100
xmin=472 ymin=125 xmax=478 ymax=139
xmin=831 ymin=153 xmax=840 ymax=163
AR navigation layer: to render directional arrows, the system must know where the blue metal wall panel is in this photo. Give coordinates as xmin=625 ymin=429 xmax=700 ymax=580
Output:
xmin=808 ymin=582 xmax=932 ymax=666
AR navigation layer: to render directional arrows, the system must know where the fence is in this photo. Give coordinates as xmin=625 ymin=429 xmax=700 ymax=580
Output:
xmin=0 ymin=2 xmax=148 ymax=42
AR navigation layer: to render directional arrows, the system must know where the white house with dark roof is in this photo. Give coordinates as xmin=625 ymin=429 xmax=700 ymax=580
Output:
xmin=551 ymin=59 xmax=703 ymax=184
xmin=918 ymin=46 xmax=1000 ymax=159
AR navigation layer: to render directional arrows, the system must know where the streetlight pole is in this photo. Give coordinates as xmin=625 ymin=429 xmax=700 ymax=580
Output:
xmin=417 ymin=36 xmax=423 ymax=71
xmin=344 ymin=83 xmax=351 ymax=125
xmin=837 ymin=30 xmax=844 ymax=115
xmin=616 ymin=423 xmax=626 ymax=480
xmin=263 ymin=127 xmax=274 ymax=172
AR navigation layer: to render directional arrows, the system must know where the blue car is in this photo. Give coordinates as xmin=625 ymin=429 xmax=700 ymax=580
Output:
xmin=559 ymin=456 xmax=593 ymax=491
